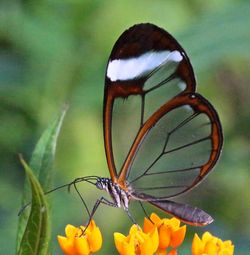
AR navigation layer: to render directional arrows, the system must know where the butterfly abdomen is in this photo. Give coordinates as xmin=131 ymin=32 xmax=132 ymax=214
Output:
xmin=149 ymin=199 xmax=213 ymax=226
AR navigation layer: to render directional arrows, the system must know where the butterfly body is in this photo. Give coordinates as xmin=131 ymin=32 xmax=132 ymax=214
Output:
xmin=94 ymin=176 xmax=213 ymax=226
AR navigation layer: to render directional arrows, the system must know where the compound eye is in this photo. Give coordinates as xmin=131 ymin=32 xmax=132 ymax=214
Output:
xmin=96 ymin=181 xmax=102 ymax=190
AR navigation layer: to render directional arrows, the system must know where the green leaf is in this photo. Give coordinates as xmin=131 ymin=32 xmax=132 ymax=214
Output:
xmin=16 ymin=105 xmax=68 ymax=253
xmin=17 ymin=158 xmax=51 ymax=255
xmin=30 ymin=104 xmax=68 ymax=190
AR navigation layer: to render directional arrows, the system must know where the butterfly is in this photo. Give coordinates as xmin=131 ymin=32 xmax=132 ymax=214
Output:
xmin=56 ymin=23 xmax=223 ymax=227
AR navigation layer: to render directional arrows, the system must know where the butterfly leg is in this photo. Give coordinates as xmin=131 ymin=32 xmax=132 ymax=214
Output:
xmin=138 ymin=201 xmax=153 ymax=223
xmin=80 ymin=197 xmax=117 ymax=235
xmin=124 ymin=207 xmax=139 ymax=228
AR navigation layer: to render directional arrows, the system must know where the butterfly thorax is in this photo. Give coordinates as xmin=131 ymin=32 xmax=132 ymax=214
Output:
xmin=95 ymin=177 xmax=130 ymax=210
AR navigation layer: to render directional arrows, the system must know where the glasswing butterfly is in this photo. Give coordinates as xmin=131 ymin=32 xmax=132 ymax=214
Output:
xmin=75 ymin=23 xmax=223 ymax=227
xmin=23 ymin=23 xmax=223 ymax=227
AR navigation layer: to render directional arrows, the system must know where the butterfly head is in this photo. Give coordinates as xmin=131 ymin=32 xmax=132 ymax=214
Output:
xmin=95 ymin=177 xmax=111 ymax=190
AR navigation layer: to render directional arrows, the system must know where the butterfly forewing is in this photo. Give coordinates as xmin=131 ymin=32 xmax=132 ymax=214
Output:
xmin=104 ymin=24 xmax=196 ymax=180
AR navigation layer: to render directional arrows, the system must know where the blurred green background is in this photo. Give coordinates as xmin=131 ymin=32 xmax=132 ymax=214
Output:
xmin=1 ymin=1 xmax=249 ymax=254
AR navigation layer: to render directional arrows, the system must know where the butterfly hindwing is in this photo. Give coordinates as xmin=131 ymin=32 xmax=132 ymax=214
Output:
xmin=121 ymin=93 xmax=223 ymax=199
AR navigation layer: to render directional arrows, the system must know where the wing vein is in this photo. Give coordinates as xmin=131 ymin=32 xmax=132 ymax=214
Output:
xmin=145 ymin=73 xmax=176 ymax=94
xmin=129 ymin=112 xmax=202 ymax=184
xmin=145 ymin=165 xmax=202 ymax=175
xmin=169 ymin=112 xmax=200 ymax=136
xmin=164 ymin=136 xmax=211 ymax=154
xmin=130 ymin=152 xmax=164 ymax=184
xmin=140 ymin=95 xmax=145 ymax=126
xmin=135 ymin=185 xmax=189 ymax=191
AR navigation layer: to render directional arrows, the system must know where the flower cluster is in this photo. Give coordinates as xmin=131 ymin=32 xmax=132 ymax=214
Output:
xmin=57 ymin=220 xmax=102 ymax=255
xmin=58 ymin=214 xmax=234 ymax=255
xmin=114 ymin=224 xmax=159 ymax=255
xmin=114 ymin=213 xmax=186 ymax=255
xmin=192 ymin=231 xmax=234 ymax=255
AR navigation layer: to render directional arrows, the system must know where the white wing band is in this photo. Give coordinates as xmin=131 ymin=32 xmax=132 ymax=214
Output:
xmin=107 ymin=50 xmax=183 ymax=82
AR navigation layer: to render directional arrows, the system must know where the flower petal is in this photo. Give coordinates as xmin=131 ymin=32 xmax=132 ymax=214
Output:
xmin=114 ymin=233 xmax=128 ymax=254
xmin=130 ymin=224 xmax=141 ymax=235
xmin=140 ymin=239 xmax=155 ymax=255
xmin=144 ymin=217 xmax=155 ymax=233
xmin=140 ymin=226 xmax=159 ymax=255
xmin=150 ymin=213 xmax=162 ymax=226
xmin=123 ymin=234 xmax=136 ymax=255
xmin=202 ymin=231 xmax=213 ymax=243
xmin=170 ymin=225 xmax=186 ymax=247
xmin=168 ymin=218 xmax=180 ymax=229
xmin=75 ymin=236 xmax=90 ymax=255
xmin=205 ymin=240 xmax=218 ymax=255
xmin=149 ymin=226 xmax=159 ymax=252
xmin=65 ymin=224 xmax=78 ymax=238
xmin=158 ymin=225 xmax=171 ymax=249
xmin=88 ymin=224 xmax=102 ymax=252
xmin=192 ymin=233 xmax=204 ymax=255
xmin=57 ymin=235 xmax=75 ymax=255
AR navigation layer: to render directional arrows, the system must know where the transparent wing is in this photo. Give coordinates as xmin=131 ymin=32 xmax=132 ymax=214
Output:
xmin=104 ymin=24 xmax=196 ymax=180
xmin=120 ymin=93 xmax=223 ymax=199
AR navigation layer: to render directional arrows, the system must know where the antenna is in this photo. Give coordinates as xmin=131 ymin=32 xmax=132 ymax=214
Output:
xmin=18 ymin=176 xmax=99 ymax=216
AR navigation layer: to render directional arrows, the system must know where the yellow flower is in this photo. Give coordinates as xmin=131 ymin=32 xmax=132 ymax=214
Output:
xmin=57 ymin=219 xmax=102 ymax=255
xmin=144 ymin=213 xmax=186 ymax=250
xmin=192 ymin=231 xmax=234 ymax=255
xmin=114 ymin=224 xmax=159 ymax=255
